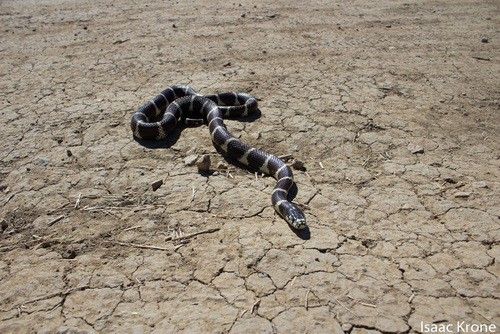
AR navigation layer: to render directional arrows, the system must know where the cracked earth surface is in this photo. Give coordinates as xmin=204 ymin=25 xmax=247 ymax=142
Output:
xmin=0 ymin=0 xmax=499 ymax=333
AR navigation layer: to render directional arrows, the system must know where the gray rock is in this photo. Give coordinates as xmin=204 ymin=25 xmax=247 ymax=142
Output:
xmin=407 ymin=143 xmax=424 ymax=154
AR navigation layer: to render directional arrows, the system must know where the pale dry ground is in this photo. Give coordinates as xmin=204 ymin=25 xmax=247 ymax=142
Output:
xmin=0 ymin=0 xmax=499 ymax=333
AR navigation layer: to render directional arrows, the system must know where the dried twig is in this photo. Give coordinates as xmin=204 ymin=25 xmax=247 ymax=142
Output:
xmin=48 ymin=215 xmax=65 ymax=226
xmin=305 ymin=289 xmax=311 ymax=310
xmin=49 ymin=203 xmax=70 ymax=214
xmin=108 ymin=241 xmax=173 ymax=252
xmin=240 ymin=309 xmax=247 ymax=317
xmin=477 ymin=312 xmax=498 ymax=326
xmin=408 ymin=293 xmax=415 ymax=303
xmin=362 ymin=156 xmax=371 ymax=167
xmin=319 ymin=161 xmax=325 ymax=169
xmin=75 ymin=193 xmax=82 ymax=209
xmin=124 ymin=225 xmax=143 ymax=232
xmin=277 ymin=153 xmax=293 ymax=160
xmin=333 ymin=298 xmax=358 ymax=316
xmin=359 ymin=302 xmax=377 ymax=308
xmin=290 ymin=276 xmax=297 ymax=287
xmin=20 ymin=285 xmax=89 ymax=307
xmin=168 ymin=228 xmax=220 ymax=242
xmin=191 ymin=186 xmax=196 ymax=202
xmin=251 ymin=299 xmax=261 ymax=314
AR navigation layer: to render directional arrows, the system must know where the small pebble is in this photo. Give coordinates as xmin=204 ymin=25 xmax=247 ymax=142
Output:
xmin=292 ymin=159 xmax=305 ymax=170
xmin=292 ymin=146 xmax=300 ymax=152
xmin=240 ymin=13 xmax=246 ymax=18
xmin=66 ymin=149 xmax=73 ymax=157
xmin=454 ymin=191 xmax=471 ymax=198
xmin=196 ymin=155 xmax=211 ymax=172
xmin=407 ymin=143 xmax=424 ymax=154
xmin=184 ymin=154 xmax=198 ymax=166
xmin=151 ymin=179 xmax=163 ymax=191
xmin=481 ymin=37 xmax=489 ymax=43
xmin=341 ymin=324 xmax=353 ymax=332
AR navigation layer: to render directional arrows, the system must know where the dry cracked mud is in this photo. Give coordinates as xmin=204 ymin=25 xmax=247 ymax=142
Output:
xmin=0 ymin=0 xmax=499 ymax=333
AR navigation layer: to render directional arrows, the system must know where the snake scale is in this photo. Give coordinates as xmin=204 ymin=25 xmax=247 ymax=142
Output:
xmin=130 ymin=86 xmax=307 ymax=229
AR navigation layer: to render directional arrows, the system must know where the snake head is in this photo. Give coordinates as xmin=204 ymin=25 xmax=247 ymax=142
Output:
xmin=285 ymin=203 xmax=307 ymax=230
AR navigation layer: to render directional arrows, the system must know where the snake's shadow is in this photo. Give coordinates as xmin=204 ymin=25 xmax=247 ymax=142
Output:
xmin=290 ymin=225 xmax=311 ymax=240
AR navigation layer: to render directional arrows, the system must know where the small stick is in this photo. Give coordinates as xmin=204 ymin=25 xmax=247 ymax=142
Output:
xmin=277 ymin=153 xmax=293 ymax=160
xmin=290 ymin=276 xmax=297 ymax=287
xmin=20 ymin=285 xmax=89 ymax=307
xmin=255 ymin=172 xmax=258 ymax=180
xmin=334 ymin=298 xmax=358 ymax=316
xmin=74 ymin=193 xmax=82 ymax=209
xmin=305 ymin=289 xmax=311 ymax=310
xmin=48 ymin=215 xmax=65 ymax=226
xmin=108 ymin=241 xmax=171 ymax=251
xmin=124 ymin=225 xmax=142 ymax=232
xmin=359 ymin=302 xmax=377 ymax=308
xmin=49 ymin=203 xmax=70 ymax=214
xmin=319 ymin=162 xmax=325 ymax=169
xmin=408 ymin=293 xmax=415 ymax=303
xmin=477 ymin=312 xmax=498 ymax=326
xmin=169 ymin=227 xmax=220 ymax=242
xmin=251 ymin=299 xmax=261 ymax=314
xmin=191 ymin=186 xmax=196 ymax=202
xmin=240 ymin=309 xmax=247 ymax=317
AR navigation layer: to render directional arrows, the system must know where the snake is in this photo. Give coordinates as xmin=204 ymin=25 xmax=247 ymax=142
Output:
xmin=130 ymin=86 xmax=307 ymax=230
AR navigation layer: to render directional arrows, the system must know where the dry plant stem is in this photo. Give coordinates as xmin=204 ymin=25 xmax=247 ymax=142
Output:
xmin=74 ymin=193 xmax=82 ymax=209
xmin=333 ymin=298 xmax=358 ymax=316
xmin=305 ymin=289 xmax=311 ymax=310
xmin=49 ymin=203 xmax=70 ymax=213
xmin=277 ymin=153 xmax=293 ymax=159
xmin=123 ymin=225 xmax=143 ymax=232
xmin=251 ymin=300 xmax=261 ymax=314
xmin=48 ymin=215 xmax=65 ymax=226
xmin=166 ymin=227 xmax=220 ymax=242
xmin=359 ymin=302 xmax=377 ymax=308
xmin=20 ymin=285 xmax=90 ymax=308
xmin=108 ymin=241 xmax=178 ymax=252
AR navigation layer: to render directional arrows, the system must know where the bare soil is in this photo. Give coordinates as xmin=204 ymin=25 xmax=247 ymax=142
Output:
xmin=0 ymin=0 xmax=499 ymax=333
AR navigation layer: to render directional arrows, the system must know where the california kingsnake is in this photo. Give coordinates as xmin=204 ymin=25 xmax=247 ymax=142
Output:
xmin=130 ymin=86 xmax=307 ymax=229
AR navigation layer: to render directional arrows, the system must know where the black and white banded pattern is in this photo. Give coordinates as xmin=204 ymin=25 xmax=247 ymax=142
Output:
xmin=130 ymin=86 xmax=307 ymax=229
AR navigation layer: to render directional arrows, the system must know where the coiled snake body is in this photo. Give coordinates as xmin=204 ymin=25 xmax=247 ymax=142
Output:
xmin=130 ymin=86 xmax=307 ymax=229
